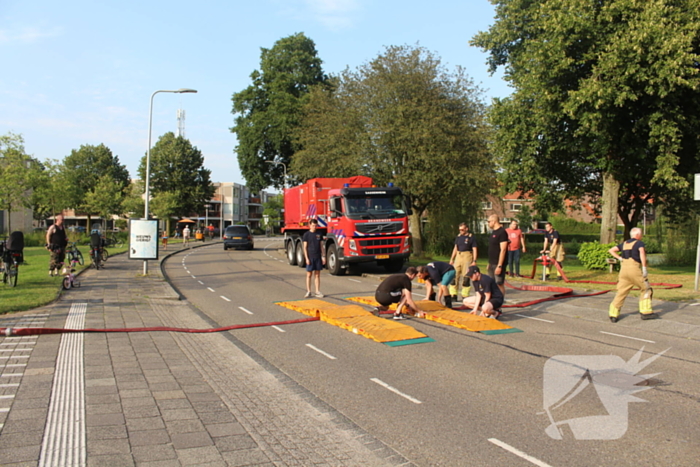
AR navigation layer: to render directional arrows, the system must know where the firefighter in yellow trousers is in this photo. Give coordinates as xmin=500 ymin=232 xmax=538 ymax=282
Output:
xmin=608 ymin=227 xmax=658 ymax=323
xmin=449 ymin=223 xmax=478 ymax=301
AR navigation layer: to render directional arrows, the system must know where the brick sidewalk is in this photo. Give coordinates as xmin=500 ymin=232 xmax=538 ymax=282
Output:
xmin=0 ymin=244 xmax=411 ymax=466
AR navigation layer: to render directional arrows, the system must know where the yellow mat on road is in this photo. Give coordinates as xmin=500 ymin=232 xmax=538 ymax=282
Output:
xmin=275 ymin=299 xmax=430 ymax=344
xmin=345 ymin=296 xmax=514 ymax=332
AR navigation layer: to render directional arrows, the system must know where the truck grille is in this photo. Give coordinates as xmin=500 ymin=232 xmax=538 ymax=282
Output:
xmin=355 ymin=222 xmax=403 ymax=234
xmin=361 ymin=246 xmax=400 ymax=255
xmin=358 ymin=238 xmax=401 ymax=247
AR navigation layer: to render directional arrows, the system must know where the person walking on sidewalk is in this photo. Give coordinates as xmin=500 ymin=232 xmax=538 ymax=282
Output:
xmin=374 ymin=267 xmax=423 ymax=320
xmin=607 ymin=227 xmax=658 ymax=323
xmin=541 ymin=222 xmax=565 ymax=280
xmin=506 ymin=220 xmax=526 ymax=277
xmin=183 ymin=225 xmax=191 ymax=246
xmin=46 ymin=214 xmax=68 ymax=276
xmin=487 ymin=214 xmax=508 ymax=297
xmin=417 ymin=261 xmax=456 ymax=308
xmin=303 ymin=219 xmax=326 ymax=298
xmin=463 ymin=265 xmax=504 ymax=319
xmin=449 ymin=223 xmax=478 ymax=302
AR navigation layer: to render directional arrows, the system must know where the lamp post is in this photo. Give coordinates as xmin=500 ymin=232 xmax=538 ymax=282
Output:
xmin=204 ymin=203 xmax=211 ymax=238
xmin=265 ymin=160 xmax=287 ymax=189
xmin=143 ymin=88 xmax=197 ymax=275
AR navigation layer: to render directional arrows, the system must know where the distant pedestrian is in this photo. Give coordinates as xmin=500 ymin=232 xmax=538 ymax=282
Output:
xmin=607 ymin=227 xmax=658 ymax=322
xmin=506 ymin=220 xmax=526 ymax=277
xmin=208 ymin=224 xmax=215 ymax=239
xmin=183 ymin=225 xmax=191 ymax=245
xmin=462 ymin=265 xmax=503 ymax=319
xmin=448 ymin=223 xmax=478 ymax=301
xmin=303 ymin=219 xmax=326 ymax=298
xmin=374 ymin=267 xmax=423 ymax=320
xmin=45 ymin=214 xmax=68 ymax=276
xmin=162 ymin=231 xmax=168 ymax=251
xmin=417 ymin=261 xmax=456 ymax=308
xmin=487 ymin=214 xmax=508 ymax=296
xmin=541 ymin=222 xmax=565 ymax=280
xmin=174 ymin=227 xmax=181 ymax=239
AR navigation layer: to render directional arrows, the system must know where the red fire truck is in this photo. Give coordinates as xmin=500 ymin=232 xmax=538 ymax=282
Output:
xmin=282 ymin=176 xmax=412 ymax=275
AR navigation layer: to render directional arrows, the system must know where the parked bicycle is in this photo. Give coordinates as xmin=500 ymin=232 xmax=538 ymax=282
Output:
xmin=66 ymin=242 xmax=84 ymax=266
xmin=1 ymin=232 xmax=24 ymax=288
xmin=89 ymin=229 xmax=106 ymax=269
xmin=104 ymin=233 xmax=123 ymax=248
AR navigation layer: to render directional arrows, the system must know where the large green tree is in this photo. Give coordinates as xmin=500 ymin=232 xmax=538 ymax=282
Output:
xmin=62 ymin=143 xmax=130 ymax=227
xmin=138 ymin=132 xmax=215 ymax=218
xmin=292 ymin=45 xmax=493 ymax=255
xmin=0 ymin=133 xmax=39 ymax=232
xmin=472 ymin=0 xmax=700 ymax=242
xmin=231 ymin=33 xmax=330 ymax=192
xmin=31 ymin=159 xmax=77 ymax=221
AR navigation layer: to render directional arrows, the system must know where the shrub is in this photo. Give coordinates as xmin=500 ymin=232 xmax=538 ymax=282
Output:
xmin=578 ymin=241 xmax=616 ymax=270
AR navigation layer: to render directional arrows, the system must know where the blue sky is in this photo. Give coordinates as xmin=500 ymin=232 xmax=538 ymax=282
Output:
xmin=1 ymin=0 xmax=510 ymax=187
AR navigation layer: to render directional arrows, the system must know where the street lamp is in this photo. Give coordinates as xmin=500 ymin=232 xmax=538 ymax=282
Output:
xmin=265 ymin=160 xmax=287 ymax=189
xmin=204 ymin=204 xmax=211 ymax=237
xmin=143 ymin=88 xmax=197 ymax=275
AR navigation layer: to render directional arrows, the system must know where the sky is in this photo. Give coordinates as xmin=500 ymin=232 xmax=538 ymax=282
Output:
xmin=1 ymin=0 xmax=511 ymax=188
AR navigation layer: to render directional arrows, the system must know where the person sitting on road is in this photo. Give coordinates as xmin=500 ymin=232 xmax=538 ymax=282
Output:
xmin=417 ymin=261 xmax=456 ymax=308
xmin=462 ymin=265 xmax=504 ymax=319
xmin=374 ymin=267 xmax=423 ymax=320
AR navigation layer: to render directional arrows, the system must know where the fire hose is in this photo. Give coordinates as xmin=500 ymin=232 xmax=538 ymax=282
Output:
xmin=1 ymin=316 xmax=320 ymax=337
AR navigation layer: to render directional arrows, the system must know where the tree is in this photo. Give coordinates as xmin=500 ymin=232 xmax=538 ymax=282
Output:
xmin=31 ymin=159 xmax=76 ymax=222
xmin=292 ymin=45 xmax=493 ymax=256
xmin=150 ymin=191 xmax=181 ymax=235
xmin=62 ymin=143 xmax=130 ymax=227
xmin=0 ymin=133 xmax=37 ymax=232
xmin=231 ymin=33 xmax=330 ymax=192
xmin=84 ymin=174 xmax=126 ymax=230
xmin=515 ymin=205 xmax=534 ymax=231
xmin=472 ymin=0 xmax=700 ymax=242
xmin=138 ymin=132 xmax=215 ymax=217
xmin=263 ymin=194 xmax=284 ymax=232
xmin=121 ymin=180 xmax=145 ymax=218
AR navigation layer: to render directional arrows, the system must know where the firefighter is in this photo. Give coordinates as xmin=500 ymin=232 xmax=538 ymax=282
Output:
xmin=448 ymin=223 xmax=478 ymax=301
xmin=541 ymin=222 xmax=564 ymax=280
xmin=607 ymin=227 xmax=658 ymax=322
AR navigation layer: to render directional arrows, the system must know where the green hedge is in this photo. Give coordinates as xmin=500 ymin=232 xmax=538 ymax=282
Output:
xmin=578 ymin=241 xmax=616 ymax=270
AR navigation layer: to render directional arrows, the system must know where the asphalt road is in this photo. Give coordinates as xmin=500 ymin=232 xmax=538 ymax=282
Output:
xmin=164 ymin=239 xmax=700 ymax=467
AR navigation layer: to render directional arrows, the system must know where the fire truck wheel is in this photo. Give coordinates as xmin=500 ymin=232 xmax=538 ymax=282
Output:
xmin=326 ymin=244 xmax=343 ymax=275
xmin=286 ymin=241 xmax=297 ymax=265
xmin=295 ymin=240 xmax=306 ymax=268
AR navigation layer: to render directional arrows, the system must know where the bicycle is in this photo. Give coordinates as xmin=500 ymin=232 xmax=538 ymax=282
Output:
xmin=90 ymin=245 xmax=103 ymax=269
xmin=104 ymin=234 xmax=123 ymax=248
xmin=61 ymin=251 xmax=81 ymax=290
xmin=0 ymin=241 xmax=21 ymax=288
xmin=66 ymin=242 xmax=84 ymax=266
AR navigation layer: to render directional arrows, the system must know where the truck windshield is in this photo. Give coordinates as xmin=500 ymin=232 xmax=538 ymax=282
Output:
xmin=344 ymin=196 xmax=406 ymax=220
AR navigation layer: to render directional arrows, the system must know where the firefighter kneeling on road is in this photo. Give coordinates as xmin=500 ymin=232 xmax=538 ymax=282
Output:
xmin=607 ymin=227 xmax=658 ymax=323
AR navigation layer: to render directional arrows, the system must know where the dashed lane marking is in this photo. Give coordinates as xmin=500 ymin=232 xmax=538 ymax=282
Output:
xmin=239 ymin=307 xmax=254 ymax=315
xmin=600 ymin=331 xmax=655 ymax=344
xmin=272 ymin=326 xmax=286 ymax=333
xmin=220 ymin=296 xmax=231 ymax=302
xmin=198 ymin=281 xmax=204 ymax=285
xmin=348 ymin=279 xmax=362 ymax=283
xmin=370 ymin=378 xmax=421 ymax=404
xmin=514 ymin=314 xmax=555 ymax=323
xmin=207 ymin=287 xmax=215 ymax=292
xmin=488 ymin=438 xmax=553 ymax=467
xmin=305 ymin=344 xmax=337 ymax=360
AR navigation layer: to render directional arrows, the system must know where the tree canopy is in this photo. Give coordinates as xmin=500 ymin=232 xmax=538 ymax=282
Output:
xmin=231 ymin=33 xmax=330 ymax=192
xmin=138 ymin=132 xmax=215 ymax=217
xmin=0 ymin=133 xmax=38 ymax=231
xmin=62 ymin=143 xmax=130 ymax=218
xmin=472 ymin=0 xmax=700 ymax=240
xmin=292 ymin=45 xmax=493 ymax=255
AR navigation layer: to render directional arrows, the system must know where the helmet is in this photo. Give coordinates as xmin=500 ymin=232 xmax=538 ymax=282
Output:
xmin=91 ymin=229 xmax=100 ymax=235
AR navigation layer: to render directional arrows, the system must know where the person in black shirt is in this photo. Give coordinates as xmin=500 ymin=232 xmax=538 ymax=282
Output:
xmin=462 ymin=265 xmax=504 ymax=319
xmin=487 ymin=214 xmax=508 ymax=296
xmin=375 ymin=267 xmax=423 ymax=320
xmin=46 ymin=214 xmax=68 ymax=276
xmin=541 ymin=222 xmax=565 ymax=280
xmin=303 ymin=219 xmax=326 ymax=298
xmin=417 ymin=261 xmax=456 ymax=307
xmin=449 ymin=223 xmax=478 ymax=301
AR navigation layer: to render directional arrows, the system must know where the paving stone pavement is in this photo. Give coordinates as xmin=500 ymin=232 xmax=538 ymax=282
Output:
xmin=0 ymin=242 xmax=413 ymax=467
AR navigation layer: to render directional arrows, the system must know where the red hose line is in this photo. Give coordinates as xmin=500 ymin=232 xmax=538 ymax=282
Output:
xmin=1 ymin=316 xmax=320 ymax=337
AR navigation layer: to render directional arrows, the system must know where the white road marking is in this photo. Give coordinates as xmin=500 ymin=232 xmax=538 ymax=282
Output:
xmin=0 ymin=355 xmax=28 ymax=359
xmin=0 ymin=349 xmax=31 ymax=353
xmin=600 ymin=331 xmax=655 ymax=344
xmin=0 ymin=394 xmax=14 ymax=399
xmin=0 ymin=408 xmax=9 ymax=413
xmin=239 ymin=307 xmax=254 ymax=315
xmin=488 ymin=438 xmax=553 ymax=467
xmin=272 ymin=326 xmax=286 ymax=333
xmin=514 ymin=314 xmax=554 ymax=323
xmin=0 ymin=384 xmax=19 ymax=387
xmin=370 ymin=378 xmax=422 ymax=404
xmin=186 ymin=270 xmax=190 ymax=274
xmin=1 ymin=364 xmax=27 ymax=368
xmin=220 ymin=296 xmax=231 ymax=302
xmin=191 ymin=275 xmax=196 ymax=279
xmin=2 ymin=336 xmax=38 ymax=340
xmin=690 ymin=302 xmax=700 ymax=306
xmin=306 ymin=344 xmax=337 ymax=360
xmin=347 ymin=279 xmax=362 ymax=283
xmin=198 ymin=281 xmax=204 ymax=285
xmin=207 ymin=287 xmax=215 ymax=292
xmin=0 ymin=373 xmax=24 ymax=377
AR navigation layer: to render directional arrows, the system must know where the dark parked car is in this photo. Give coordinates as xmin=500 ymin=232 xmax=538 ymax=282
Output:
xmin=223 ymin=225 xmax=254 ymax=250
